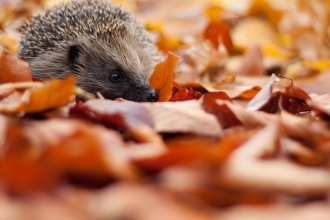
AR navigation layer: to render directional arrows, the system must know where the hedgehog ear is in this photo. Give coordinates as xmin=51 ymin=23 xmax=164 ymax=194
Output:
xmin=68 ymin=44 xmax=82 ymax=64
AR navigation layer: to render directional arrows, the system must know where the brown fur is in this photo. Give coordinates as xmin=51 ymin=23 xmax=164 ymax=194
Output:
xmin=18 ymin=0 xmax=162 ymax=101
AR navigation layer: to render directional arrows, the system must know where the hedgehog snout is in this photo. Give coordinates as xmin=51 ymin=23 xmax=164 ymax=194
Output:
xmin=147 ymin=89 xmax=158 ymax=102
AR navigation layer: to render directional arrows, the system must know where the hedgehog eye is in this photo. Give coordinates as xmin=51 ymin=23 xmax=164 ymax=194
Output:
xmin=109 ymin=71 xmax=121 ymax=83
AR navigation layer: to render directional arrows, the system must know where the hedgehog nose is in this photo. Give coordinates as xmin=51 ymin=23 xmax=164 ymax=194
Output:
xmin=147 ymin=90 xmax=158 ymax=102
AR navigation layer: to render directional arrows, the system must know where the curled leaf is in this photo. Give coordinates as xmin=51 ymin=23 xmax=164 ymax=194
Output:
xmin=0 ymin=48 xmax=32 ymax=83
xmin=149 ymin=52 xmax=180 ymax=101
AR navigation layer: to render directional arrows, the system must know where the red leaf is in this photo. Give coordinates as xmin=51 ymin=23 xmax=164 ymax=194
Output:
xmin=202 ymin=91 xmax=242 ymax=129
xmin=169 ymin=87 xmax=202 ymax=101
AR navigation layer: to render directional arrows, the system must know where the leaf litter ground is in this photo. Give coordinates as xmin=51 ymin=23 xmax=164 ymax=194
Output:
xmin=1 ymin=0 xmax=330 ymax=219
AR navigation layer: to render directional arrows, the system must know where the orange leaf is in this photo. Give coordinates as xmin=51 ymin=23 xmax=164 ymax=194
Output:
xmin=237 ymin=86 xmax=262 ymax=99
xmin=0 ymin=117 xmax=59 ymax=194
xmin=204 ymin=21 xmax=233 ymax=51
xmin=248 ymin=0 xmax=284 ymax=25
xmin=149 ymin=52 xmax=180 ymax=101
xmin=175 ymin=82 xmax=209 ymax=94
xmin=0 ymin=76 xmax=76 ymax=114
xmin=133 ymin=129 xmax=256 ymax=173
xmin=169 ymin=87 xmax=202 ymax=101
xmin=0 ymin=48 xmax=32 ymax=83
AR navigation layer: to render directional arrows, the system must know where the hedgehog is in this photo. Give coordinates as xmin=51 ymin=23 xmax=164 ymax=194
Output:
xmin=17 ymin=0 xmax=162 ymax=102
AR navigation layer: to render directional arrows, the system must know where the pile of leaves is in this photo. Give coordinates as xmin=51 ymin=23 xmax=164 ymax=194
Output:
xmin=1 ymin=0 xmax=330 ymax=219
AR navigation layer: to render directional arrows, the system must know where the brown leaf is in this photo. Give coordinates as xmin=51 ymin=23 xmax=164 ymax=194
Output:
xmin=235 ymin=44 xmax=265 ymax=76
xmin=149 ymin=52 xmax=180 ymax=101
xmin=217 ymin=121 xmax=330 ymax=196
xmin=185 ymin=40 xmax=228 ymax=74
xmin=203 ymin=20 xmax=233 ymax=51
xmin=0 ymin=48 xmax=32 ymax=83
xmin=81 ymin=99 xmax=154 ymax=130
xmin=217 ymin=202 xmax=330 ymax=220
xmin=308 ymin=93 xmax=330 ymax=121
xmin=29 ymin=119 xmax=138 ymax=182
xmin=218 ymin=99 xmax=279 ymax=128
xmin=174 ymin=82 xmax=209 ymax=94
xmin=169 ymin=87 xmax=202 ymax=101
xmin=59 ymin=183 xmax=215 ymax=220
xmin=281 ymin=81 xmax=312 ymax=114
xmin=0 ymin=76 xmax=76 ymax=114
xmin=134 ymin=128 xmax=256 ymax=173
xmin=282 ymin=137 xmax=328 ymax=167
xmin=142 ymin=100 xmax=221 ymax=136
xmin=220 ymin=159 xmax=330 ymax=196
xmin=280 ymin=110 xmax=330 ymax=166
xmin=0 ymin=192 xmax=95 ymax=220
xmin=295 ymin=69 xmax=330 ymax=95
xmin=202 ymin=91 xmax=242 ymax=129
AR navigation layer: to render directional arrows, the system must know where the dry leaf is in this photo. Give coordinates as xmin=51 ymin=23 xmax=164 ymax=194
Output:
xmin=0 ymin=48 xmax=32 ymax=83
xmin=82 ymin=99 xmax=154 ymax=130
xmin=202 ymin=91 xmax=242 ymax=129
xmin=232 ymin=17 xmax=279 ymax=51
xmin=134 ymin=128 xmax=256 ymax=173
xmin=149 ymin=52 xmax=180 ymax=101
xmin=169 ymin=87 xmax=202 ymax=101
xmin=247 ymin=74 xmax=279 ymax=110
xmin=0 ymin=76 xmax=75 ymax=114
xmin=235 ymin=44 xmax=265 ymax=76
xmin=203 ymin=20 xmax=232 ymax=51
xmin=142 ymin=100 xmax=221 ymax=136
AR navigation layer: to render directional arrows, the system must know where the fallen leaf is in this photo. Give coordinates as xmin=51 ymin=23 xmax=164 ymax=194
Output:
xmin=149 ymin=52 xmax=180 ymax=101
xmin=185 ymin=39 xmax=228 ymax=74
xmin=203 ymin=20 xmax=233 ymax=51
xmin=169 ymin=87 xmax=202 ymax=101
xmin=217 ymin=202 xmax=330 ymax=220
xmin=0 ymin=76 xmax=75 ymax=114
xmin=248 ymin=0 xmax=284 ymax=25
xmin=0 ymin=48 xmax=32 ymax=83
xmin=81 ymin=99 xmax=154 ymax=130
xmin=174 ymin=82 xmax=208 ymax=94
xmin=246 ymin=74 xmax=279 ymax=110
xmin=0 ymin=115 xmax=59 ymax=194
xmin=235 ymin=44 xmax=265 ymax=76
xmin=295 ymin=68 xmax=330 ymax=95
xmin=235 ymin=86 xmax=261 ymax=99
xmin=218 ymin=99 xmax=279 ymax=128
xmin=232 ymin=17 xmax=278 ymax=51
xmin=59 ymin=182 xmax=215 ymax=220
xmin=142 ymin=100 xmax=221 ymax=136
xmin=0 ymin=34 xmax=17 ymax=51
xmin=134 ymin=128 xmax=256 ymax=173
xmin=202 ymin=91 xmax=242 ymax=129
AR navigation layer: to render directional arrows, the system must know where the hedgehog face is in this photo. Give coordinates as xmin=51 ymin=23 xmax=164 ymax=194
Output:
xmin=67 ymin=39 xmax=159 ymax=102
xmin=17 ymin=1 xmax=163 ymax=102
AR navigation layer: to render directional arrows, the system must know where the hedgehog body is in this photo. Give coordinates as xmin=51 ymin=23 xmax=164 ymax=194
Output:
xmin=18 ymin=0 xmax=162 ymax=101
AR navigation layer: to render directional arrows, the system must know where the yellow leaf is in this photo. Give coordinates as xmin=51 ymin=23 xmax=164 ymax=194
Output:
xmin=303 ymin=60 xmax=330 ymax=72
xmin=248 ymin=0 xmax=284 ymax=25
